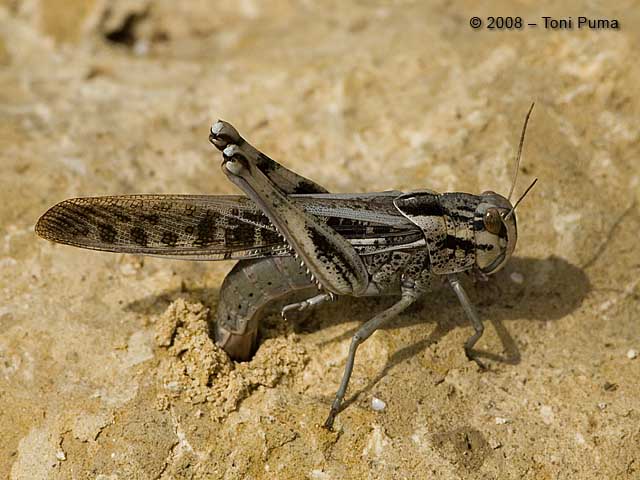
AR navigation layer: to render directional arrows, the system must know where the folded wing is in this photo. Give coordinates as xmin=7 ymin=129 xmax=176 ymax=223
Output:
xmin=36 ymin=193 xmax=423 ymax=260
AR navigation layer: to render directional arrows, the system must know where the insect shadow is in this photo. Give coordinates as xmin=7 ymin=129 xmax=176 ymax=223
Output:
xmin=126 ymin=254 xmax=589 ymax=368
xmin=312 ymin=255 xmax=590 ymax=364
xmin=304 ymin=254 xmax=590 ymax=413
xmin=125 ymin=255 xmax=589 ymax=414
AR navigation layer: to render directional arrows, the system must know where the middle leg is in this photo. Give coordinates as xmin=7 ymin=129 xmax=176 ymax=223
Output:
xmin=323 ymin=280 xmax=421 ymax=429
xmin=281 ymin=292 xmax=334 ymax=318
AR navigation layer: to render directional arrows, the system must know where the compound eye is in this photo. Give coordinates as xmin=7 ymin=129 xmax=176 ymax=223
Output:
xmin=483 ymin=207 xmax=502 ymax=234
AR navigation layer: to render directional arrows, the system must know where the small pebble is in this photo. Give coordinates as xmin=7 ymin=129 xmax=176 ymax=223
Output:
xmin=495 ymin=417 xmax=509 ymax=425
xmin=627 ymin=349 xmax=638 ymax=360
xmin=371 ymin=397 xmax=386 ymax=411
xmin=56 ymin=450 xmax=66 ymax=461
xmin=510 ymin=272 xmax=524 ymax=284
xmin=598 ymin=402 xmax=607 ymax=410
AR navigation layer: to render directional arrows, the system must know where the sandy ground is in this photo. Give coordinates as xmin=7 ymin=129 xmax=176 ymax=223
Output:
xmin=1 ymin=1 xmax=639 ymax=478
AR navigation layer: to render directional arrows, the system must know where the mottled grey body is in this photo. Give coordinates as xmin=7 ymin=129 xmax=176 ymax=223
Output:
xmin=36 ymin=107 xmax=534 ymax=430
xmin=210 ymin=119 xmax=524 ymax=430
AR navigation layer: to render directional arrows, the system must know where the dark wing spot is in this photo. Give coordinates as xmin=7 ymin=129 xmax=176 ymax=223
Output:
xmin=185 ymin=205 xmax=197 ymax=216
xmin=161 ymin=231 xmax=178 ymax=246
xmin=195 ymin=212 xmax=217 ymax=246
xmin=185 ymin=226 xmax=195 ymax=235
xmin=142 ymin=213 xmax=159 ymax=224
xmin=224 ymin=222 xmax=256 ymax=247
xmin=98 ymin=223 xmax=117 ymax=243
xmin=130 ymin=226 xmax=148 ymax=246
xmin=114 ymin=211 xmax=131 ymax=222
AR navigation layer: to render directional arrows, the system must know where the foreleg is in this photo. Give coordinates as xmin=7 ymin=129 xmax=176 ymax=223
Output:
xmin=448 ymin=274 xmax=485 ymax=367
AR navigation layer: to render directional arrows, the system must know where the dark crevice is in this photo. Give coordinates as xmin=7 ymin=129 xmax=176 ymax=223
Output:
xmin=104 ymin=12 xmax=147 ymax=47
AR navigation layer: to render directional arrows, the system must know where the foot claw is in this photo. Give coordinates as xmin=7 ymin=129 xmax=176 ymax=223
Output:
xmin=281 ymin=302 xmax=306 ymax=319
xmin=465 ymin=348 xmax=487 ymax=370
xmin=281 ymin=293 xmax=331 ymax=319
xmin=323 ymin=412 xmax=336 ymax=431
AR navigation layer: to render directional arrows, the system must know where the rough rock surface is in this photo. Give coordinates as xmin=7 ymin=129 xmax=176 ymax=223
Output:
xmin=1 ymin=1 xmax=639 ymax=478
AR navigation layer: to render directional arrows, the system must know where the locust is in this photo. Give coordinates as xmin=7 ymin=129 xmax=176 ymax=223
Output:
xmin=36 ymin=105 xmax=537 ymax=429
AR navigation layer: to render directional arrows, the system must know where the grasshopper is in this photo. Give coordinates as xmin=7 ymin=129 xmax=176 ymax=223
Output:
xmin=36 ymin=105 xmax=536 ymax=429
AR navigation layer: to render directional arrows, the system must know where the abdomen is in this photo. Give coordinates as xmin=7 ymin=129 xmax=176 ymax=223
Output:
xmin=214 ymin=256 xmax=316 ymax=360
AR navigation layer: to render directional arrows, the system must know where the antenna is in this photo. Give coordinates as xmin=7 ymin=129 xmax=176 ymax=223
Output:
xmin=504 ymin=178 xmax=538 ymax=221
xmin=507 ymin=103 xmax=535 ymax=201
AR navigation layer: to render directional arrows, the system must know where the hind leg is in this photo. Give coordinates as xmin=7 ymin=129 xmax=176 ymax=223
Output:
xmin=218 ymin=142 xmax=369 ymax=297
xmin=209 ymin=120 xmax=328 ymax=195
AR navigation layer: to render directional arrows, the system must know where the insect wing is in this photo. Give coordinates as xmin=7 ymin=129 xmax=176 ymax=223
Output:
xmin=36 ymin=192 xmax=424 ymax=260
xmin=35 ymin=194 xmax=288 ymax=260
